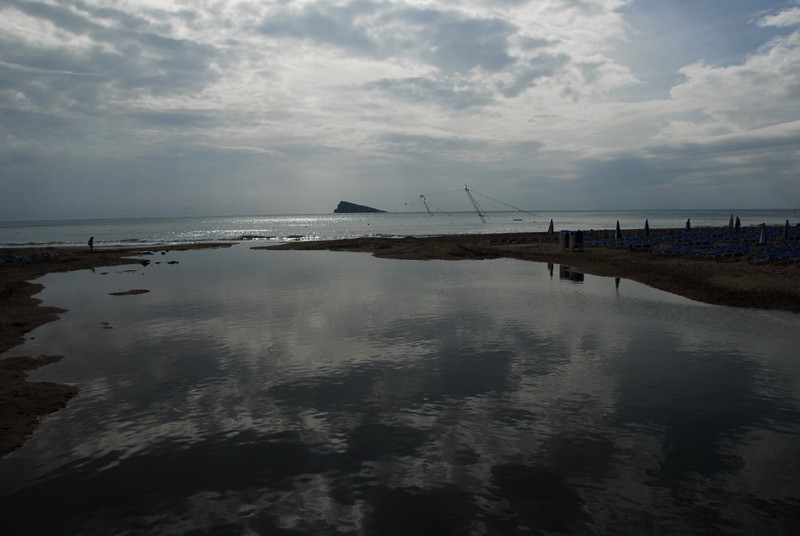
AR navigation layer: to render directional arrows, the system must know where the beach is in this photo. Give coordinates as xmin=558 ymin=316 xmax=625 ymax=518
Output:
xmin=262 ymin=231 xmax=800 ymax=313
xmin=2 ymin=232 xmax=798 ymax=459
xmin=1 ymin=234 xmax=799 ymax=533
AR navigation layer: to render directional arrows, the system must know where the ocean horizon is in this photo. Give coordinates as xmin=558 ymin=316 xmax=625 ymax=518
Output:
xmin=2 ymin=208 xmax=798 ymax=248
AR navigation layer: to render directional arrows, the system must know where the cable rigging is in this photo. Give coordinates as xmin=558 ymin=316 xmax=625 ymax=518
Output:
xmin=416 ymin=186 xmax=536 ymax=224
xmin=420 ymin=195 xmax=433 ymax=216
xmin=463 ymin=184 xmax=488 ymax=223
xmin=419 ymin=194 xmax=452 ymax=217
xmin=468 ymin=189 xmax=538 ymax=219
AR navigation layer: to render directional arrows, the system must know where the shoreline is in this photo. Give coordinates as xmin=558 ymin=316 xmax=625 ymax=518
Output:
xmin=260 ymin=230 xmax=800 ymax=313
xmin=2 ymin=232 xmax=798 ymax=459
xmin=0 ymin=243 xmax=232 ymax=460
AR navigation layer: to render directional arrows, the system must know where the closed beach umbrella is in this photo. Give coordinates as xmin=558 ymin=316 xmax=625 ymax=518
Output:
xmin=615 ymin=220 xmax=622 ymax=240
xmin=759 ymin=223 xmax=767 ymax=245
xmin=784 ymin=220 xmax=790 ymax=241
xmin=644 ymin=219 xmax=650 ymax=238
xmin=547 ymin=218 xmax=554 ymax=235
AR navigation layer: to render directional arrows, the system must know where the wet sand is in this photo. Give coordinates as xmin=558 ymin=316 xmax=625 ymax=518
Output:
xmin=2 ymin=234 xmax=798 ymax=459
xmin=261 ymin=231 xmax=800 ymax=313
xmin=0 ymin=244 xmax=231 ymax=459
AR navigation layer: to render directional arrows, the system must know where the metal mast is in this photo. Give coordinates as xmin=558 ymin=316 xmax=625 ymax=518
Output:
xmin=464 ymin=184 xmax=487 ymax=223
xmin=420 ymin=195 xmax=433 ymax=216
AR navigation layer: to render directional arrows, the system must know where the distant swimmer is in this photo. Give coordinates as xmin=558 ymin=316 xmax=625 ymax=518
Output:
xmin=88 ymin=236 xmax=94 ymax=252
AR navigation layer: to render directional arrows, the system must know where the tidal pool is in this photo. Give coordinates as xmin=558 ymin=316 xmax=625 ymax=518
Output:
xmin=1 ymin=244 xmax=798 ymax=535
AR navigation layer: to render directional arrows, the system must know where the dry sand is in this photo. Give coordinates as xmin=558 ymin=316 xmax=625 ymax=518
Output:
xmin=2 ymin=234 xmax=798 ymax=459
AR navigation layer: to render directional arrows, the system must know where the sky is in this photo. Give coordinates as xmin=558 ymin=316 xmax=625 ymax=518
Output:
xmin=1 ymin=0 xmax=799 ymax=219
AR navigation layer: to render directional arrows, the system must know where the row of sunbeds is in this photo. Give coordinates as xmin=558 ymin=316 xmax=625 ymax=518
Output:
xmin=583 ymin=225 xmax=800 ymax=262
xmin=0 ymin=251 xmax=60 ymax=265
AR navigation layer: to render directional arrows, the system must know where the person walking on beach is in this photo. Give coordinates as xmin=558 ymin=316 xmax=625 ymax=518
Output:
xmin=88 ymin=236 xmax=94 ymax=252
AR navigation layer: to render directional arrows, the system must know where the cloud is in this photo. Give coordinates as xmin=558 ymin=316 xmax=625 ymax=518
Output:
xmin=258 ymin=1 xmax=380 ymax=56
xmin=258 ymin=2 xmax=518 ymax=73
xmin=377 ymin=132 xmax=493 ymax=166
xmin=497 ymin=53 xmax=570 ymax=98
xmin=1 ymin=0 xmax=798 ymax=218
xmin=128 ymin=109 xmax=221 ymax=129
xmin=197 ymin=143 xmax=284 ymax=157
xmin=669 ymin=31 xmax=800 ymax=133
xmin=571 ymin=123 xmax=800 ymax=208
xmin=758 ymin=5 xmax=800 ymax=28
xmin=0 ymin=0 xmax=223 ymax=123
xmin=399 ymin=9 xmax=516 ymax=73
xmin=363 ymin=76 xmax=496 ymax=109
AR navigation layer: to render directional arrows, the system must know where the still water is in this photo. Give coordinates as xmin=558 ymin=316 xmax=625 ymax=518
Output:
xmin=1 ymin=245 xmax=799 ymax=534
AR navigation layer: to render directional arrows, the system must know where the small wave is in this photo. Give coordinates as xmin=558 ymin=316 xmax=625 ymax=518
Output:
xmin=0 ymin=240 xmax=70 ymax=248
xmin=238 ymin=235 xmax=276 ymax=241
xmin=370 ymin=233 xmax=406 ymax=239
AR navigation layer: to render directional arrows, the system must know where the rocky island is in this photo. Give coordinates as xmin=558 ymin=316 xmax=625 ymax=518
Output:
xmin=333 ymin=201 xmax=386 ymax=213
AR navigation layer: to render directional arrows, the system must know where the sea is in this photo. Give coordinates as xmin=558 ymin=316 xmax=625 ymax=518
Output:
xmin=1 ymin=209 xmax=798 ymax=248
xmin=1 ymin=210 xmax=799 ymax=534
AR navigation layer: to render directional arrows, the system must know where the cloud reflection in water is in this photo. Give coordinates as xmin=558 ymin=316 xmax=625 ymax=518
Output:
xmin=1 ymin=245 xmax=799 ymax=534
